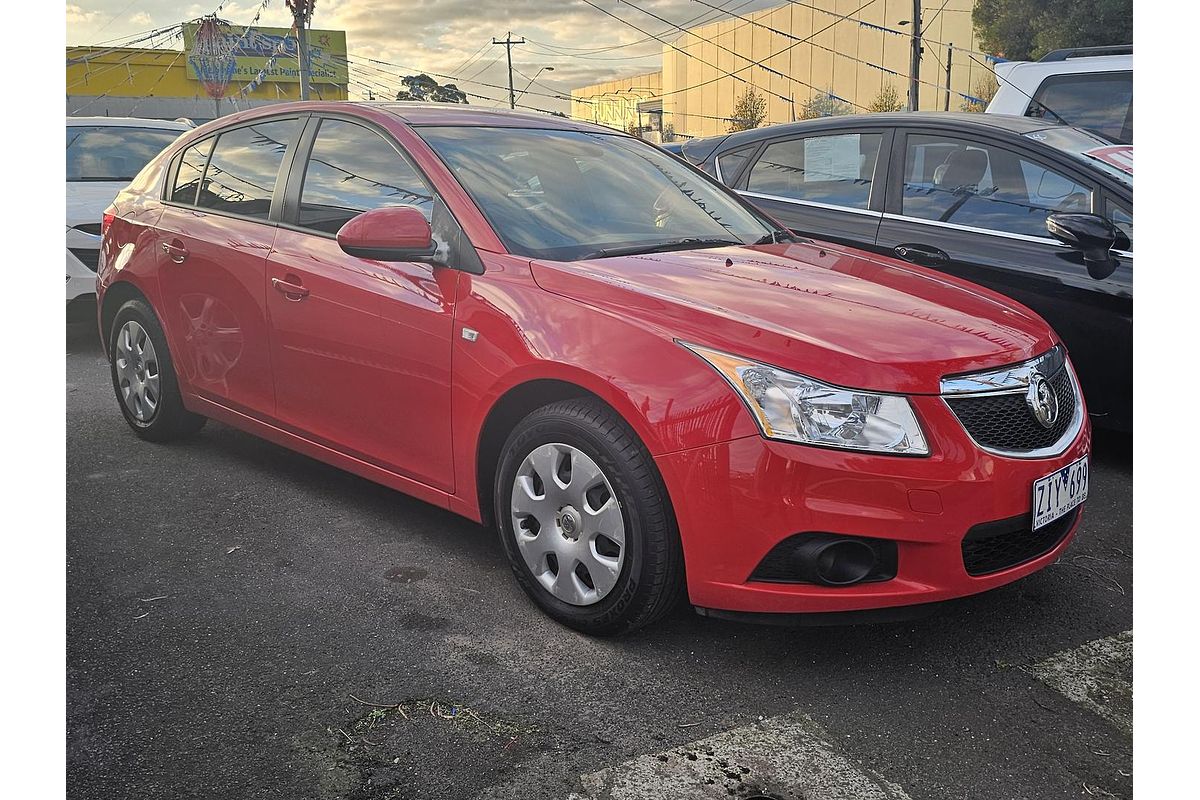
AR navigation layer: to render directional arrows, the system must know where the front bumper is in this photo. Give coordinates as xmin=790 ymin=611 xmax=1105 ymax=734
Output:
xmin=654 ymin=392 xmax=1091 ymax=615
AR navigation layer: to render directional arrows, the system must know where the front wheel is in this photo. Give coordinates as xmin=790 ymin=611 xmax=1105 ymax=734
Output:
xmin=494 ymin=398 xmax=684 ymax=635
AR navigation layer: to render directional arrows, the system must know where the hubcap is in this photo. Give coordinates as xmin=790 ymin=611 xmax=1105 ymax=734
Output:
xmin=510 ymin=443 xmax=626 ymax=606
xmin=114 ymin=320 xmax=161 ymax=422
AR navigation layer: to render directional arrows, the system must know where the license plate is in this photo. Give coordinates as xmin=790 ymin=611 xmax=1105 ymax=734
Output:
xmin=1032 ymin=455 xmax=1089 ymax=531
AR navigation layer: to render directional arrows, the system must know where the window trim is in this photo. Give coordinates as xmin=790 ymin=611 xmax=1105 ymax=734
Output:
xmin=885 ymin=127 xmax=1103 ymax=237
xmin=159 ymin=114 xmax=306 ymax=228
xmin=736 ymin=127 xmax=894 ymax=214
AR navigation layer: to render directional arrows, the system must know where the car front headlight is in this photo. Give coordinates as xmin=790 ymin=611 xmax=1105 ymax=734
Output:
xmin=683 ymin=343 xmax=929 ymax=455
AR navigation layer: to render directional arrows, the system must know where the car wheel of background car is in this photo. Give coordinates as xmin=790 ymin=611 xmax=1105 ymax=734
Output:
xmin=495 ymin=398 xmax=685 ymax=635
xmin=108 ymin=298 xmax=206 ymax=442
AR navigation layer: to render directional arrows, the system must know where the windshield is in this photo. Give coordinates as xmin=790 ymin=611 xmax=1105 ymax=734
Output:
xmin=1024 ymin=127 xmax=1132 ymax=186
xmin=418 ymin=127 xmax=781 ymax=261
xmin=66 ymin=125 xmax=182 ymax=182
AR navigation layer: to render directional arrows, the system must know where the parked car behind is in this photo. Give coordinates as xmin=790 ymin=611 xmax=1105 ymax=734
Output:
xmin=987 ymin=45 xmax=1132 ymax=144
xmin=98 ymin=103 xmax=1090 ymax=634
xmin=66 ymin=117 xmax=190 ymax=321
xmin=690 ymin=112 xmax=1132 ymax=431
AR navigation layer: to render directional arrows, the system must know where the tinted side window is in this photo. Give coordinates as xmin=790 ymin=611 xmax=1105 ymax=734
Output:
xmin=170 ymin=139 xmax=213 ymax=205
xmin=716 ymin=145 xmax=756 ymax=184
xmin=297 ymin=119 xmax=435 ymax=235
xmin=1028 ymin=71 xmax=1132 ymax=144
xmin=746 ymin=133 xmax=881 ymax=209
xmin=1107 ymin=198 xmax=1132 ymax=249
xmin=196 ymin=119 xmax=298 ymax=219
xmin=901 ymin=134 xmax=1091 ymax=238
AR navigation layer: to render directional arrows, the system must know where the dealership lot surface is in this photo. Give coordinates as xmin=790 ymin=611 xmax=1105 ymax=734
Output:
xmin=66 ymin=322 xmax=1132 ymax=800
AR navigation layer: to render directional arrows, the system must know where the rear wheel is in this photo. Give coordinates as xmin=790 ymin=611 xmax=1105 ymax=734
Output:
xmin=108 ymin=298 xmax=206 ymax=442
xmin=495 ymin=398 xmax=684 ymax=635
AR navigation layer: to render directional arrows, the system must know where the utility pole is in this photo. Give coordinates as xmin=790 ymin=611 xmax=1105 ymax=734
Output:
xmin=288 ymin=1 xmax=314 ymax=101
xmin=907 ymin=0 xmax=922 ymax=111
xmin=492 ymin=32 xmax=525 ymax=109
xmin=944 ymin=44 xmax=953 ymax=111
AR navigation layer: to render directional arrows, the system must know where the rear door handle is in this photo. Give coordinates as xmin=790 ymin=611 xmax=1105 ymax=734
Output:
xmin=894 ymin=244 xmax=950 ymax=266
xmin=161 ymin=241 xmax=189 ymax=263
xmin=271 ymin=276 xmax=310 ymax=300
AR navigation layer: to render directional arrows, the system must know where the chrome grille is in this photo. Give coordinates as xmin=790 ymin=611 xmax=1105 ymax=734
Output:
xmin=941 ymin=347 xmax=1082 ymax=457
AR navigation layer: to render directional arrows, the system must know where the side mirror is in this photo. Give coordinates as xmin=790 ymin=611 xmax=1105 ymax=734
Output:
xmin=336 ymin=206 xmax=437 ymax=262
xmin=1045 ymin=212 xmax=1119 ymax=280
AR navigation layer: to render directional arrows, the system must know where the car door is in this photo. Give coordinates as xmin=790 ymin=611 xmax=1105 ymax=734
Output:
xmin=265 ymin=115 xmax=461 ymax=491
xmin=875 ymin=128 xmax=1132 ymax=428
xmin=154 ymin=117 xmax=302 ymax=417
xmin=730 ymin=128 xmax=892 ymax=249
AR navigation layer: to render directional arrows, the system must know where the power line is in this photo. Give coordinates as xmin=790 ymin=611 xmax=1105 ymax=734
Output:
xmin=617 ymin=0 xmax=881 ymax=105
xmin=523 ymin=0 xmax=754 ymax=56
xmin=577 ymin=0 xmax=790 ymax=103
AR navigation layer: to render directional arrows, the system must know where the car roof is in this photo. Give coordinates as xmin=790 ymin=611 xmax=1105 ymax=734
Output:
xmin=993 ymin=53 xmax=1132 ymax=82
xmin=369 ymin=102 xmax=613 ymax=132
xmin=712 ymin=111 xmax=1069 ymax=148
xmin=176 ymin=101 xmax=624 ymax=139
xmin=66 ymin=116 xmax=192 ymax=131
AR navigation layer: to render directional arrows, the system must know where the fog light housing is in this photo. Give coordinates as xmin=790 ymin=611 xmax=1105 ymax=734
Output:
xmin=749 ymin=533 xmax=898 ymax=586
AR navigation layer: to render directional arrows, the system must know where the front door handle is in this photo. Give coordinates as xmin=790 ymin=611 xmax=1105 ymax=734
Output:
xmin=894 ymin=243 xmax=950 ymax=266
xmin=161 ymin=241 xmax=189 ymax=264
xmin=271 ymin=276 xmax=310 ymax=301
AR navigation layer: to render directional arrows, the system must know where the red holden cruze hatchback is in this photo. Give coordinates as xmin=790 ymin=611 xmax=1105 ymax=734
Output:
xmin=97 ymin=102 xmax=1090 ymax=634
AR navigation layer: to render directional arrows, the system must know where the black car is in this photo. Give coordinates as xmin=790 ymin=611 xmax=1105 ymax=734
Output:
xmin=685 ymin=112 xmax=1132 ymax=431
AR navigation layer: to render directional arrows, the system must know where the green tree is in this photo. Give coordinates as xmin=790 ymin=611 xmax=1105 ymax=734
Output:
xmin=800 ymin=92 xmax=851 ymax=120
xmin=396 ymin=74 xmax=468 ymax=104
xmin=866 ymin=84 xmax=903 ymax=113
xmin=728 ymin=87 xmax=767 ymax=132
xmin=973 ymin=0 xmax=1132 ymax=60
xmin=960 ymin=75 xmax=1000 ymax=112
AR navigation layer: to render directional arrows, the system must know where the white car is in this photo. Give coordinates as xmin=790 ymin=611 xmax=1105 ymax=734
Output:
xmin=987 ymin=45 xmax=1131 ymax=144
xmin=66 ymin=117 xmax=191 ymax=321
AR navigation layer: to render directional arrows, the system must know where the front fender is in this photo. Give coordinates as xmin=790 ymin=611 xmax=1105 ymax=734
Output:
xmin=449 ymin=255 xmax=758 ymax=520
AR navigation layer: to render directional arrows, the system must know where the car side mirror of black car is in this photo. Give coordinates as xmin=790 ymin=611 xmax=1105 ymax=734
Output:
xmin=1046 ymin=213 xmax=1120 ymax=280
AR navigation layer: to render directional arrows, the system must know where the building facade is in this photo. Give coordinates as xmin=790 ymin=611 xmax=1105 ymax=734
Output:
xmin=571 ymin=0 xmax=988 ymax=139
xmin=67 ymin=26 xmax=349 ymax=123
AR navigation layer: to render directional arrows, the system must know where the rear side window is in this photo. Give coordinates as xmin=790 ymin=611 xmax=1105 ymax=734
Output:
xmin=296 ymin=118 xmax=435 ymax=235
xmin=716 ymin=146 xmax=755 ymax=184
xmin=170 ymin=139 xmax=214 ymax=205
xmin=1028 ymin=72 xmax=1132 ymax=144
xmin=196 ymin=119 xmax=299 ymax=219
xmin=745 ymin=133 xmax=882 ymax=209
xmin=66 ymin=125 xmax=182 ymax=182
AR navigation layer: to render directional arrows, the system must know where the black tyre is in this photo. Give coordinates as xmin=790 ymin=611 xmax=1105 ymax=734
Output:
xmin=495 ymin=398 xmax=685 ymax=635
xmin=108 ymin=298 xmax=206 ymax=442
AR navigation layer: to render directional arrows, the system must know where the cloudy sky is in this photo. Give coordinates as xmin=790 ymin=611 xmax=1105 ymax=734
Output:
xmin=66 ymin=0 xmax=783 ymax=112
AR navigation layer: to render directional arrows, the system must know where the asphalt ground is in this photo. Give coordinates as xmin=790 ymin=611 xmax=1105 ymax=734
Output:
xmin=66 ymin=320 xmax=1133 ymax=800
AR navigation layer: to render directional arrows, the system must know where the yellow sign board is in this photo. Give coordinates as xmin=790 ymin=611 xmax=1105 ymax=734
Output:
xmin=182 ymin=23 xmax=348 ymax=86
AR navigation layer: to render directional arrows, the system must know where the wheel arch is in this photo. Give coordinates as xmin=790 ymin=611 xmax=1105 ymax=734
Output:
xmin=99 ymin=280 xmax=152 ymax=358
xmin=473 ymin=377 xmax=669 ymax=530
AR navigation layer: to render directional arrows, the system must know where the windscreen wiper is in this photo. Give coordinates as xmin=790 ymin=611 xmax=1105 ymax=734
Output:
xmin=754 ymin=230 xmax=804 ymax=244
xmin=585 ymin=237 xmax=744 ymax=259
